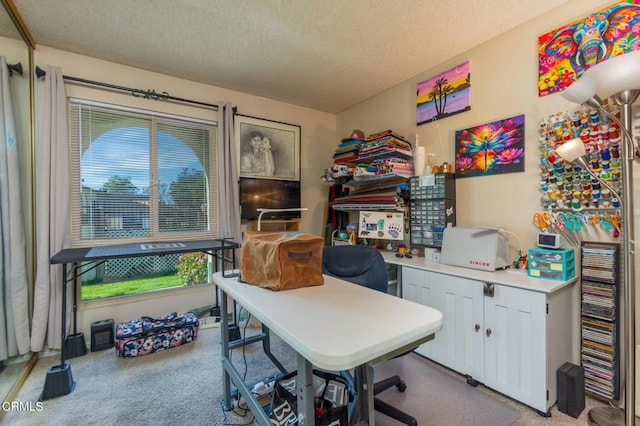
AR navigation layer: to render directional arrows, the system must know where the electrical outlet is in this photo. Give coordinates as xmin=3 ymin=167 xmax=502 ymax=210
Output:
xmin=198 ymin=316 xmax=220 ymax=329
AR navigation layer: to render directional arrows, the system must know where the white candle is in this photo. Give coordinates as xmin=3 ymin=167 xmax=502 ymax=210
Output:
xmin=414 ymin=146 xmax=426 ymax=176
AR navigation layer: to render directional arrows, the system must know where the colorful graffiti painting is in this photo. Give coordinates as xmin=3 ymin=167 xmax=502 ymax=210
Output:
xmin=455 ymin=114 xmax=525 ymax=178
xmin=416 ymin=61 xmax=470 ymax=125
xmin=538 ymin=0 xmax=640 ymax=97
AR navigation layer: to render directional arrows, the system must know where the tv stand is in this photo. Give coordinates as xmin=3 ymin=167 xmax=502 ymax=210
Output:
xmin=249 ymin=219 xmax=300 ymax=232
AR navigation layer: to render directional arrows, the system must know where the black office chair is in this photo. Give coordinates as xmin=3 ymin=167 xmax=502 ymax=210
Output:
xmin=322 ymin=245 xmax=418 ymax=426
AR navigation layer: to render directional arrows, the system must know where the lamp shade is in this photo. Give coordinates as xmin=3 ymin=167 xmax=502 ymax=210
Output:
xmin=584 ymin=50 xmax=640 ymax=99
xmin=556 ymin=138 xmax=586 ymax=162
xmin=561 ymin=74 xmax=597 ymax=104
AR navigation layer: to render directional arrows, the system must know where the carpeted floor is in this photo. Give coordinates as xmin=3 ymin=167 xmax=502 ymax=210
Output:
xmin=2 ymin=325 xmax=604 ymax=425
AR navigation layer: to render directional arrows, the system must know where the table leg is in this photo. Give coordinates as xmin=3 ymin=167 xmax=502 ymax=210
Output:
xmin=61 ymin=263 xmax=67 ymax=366
xmin=296 ymin=353 xmax=315 ymax=426
xmin=220 ymin=288 xmax=271 ymax=425
xmin=40 ymin=263 xmax=75 ymax=401
xmin=354 ymin=364 xmax=375 ymax=425
xmin=220 ymin=289 xmax=232 ymax=410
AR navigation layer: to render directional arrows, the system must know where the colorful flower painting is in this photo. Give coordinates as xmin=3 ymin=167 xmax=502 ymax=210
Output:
xmin=416 ymin=61 xmax=470 ymax=125
xmin=455 ymin=114 xmax=525 ymax=178
xmin=538 ymin=0 xmax=640 ymax=97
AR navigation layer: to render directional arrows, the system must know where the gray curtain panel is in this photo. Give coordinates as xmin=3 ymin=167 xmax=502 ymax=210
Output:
xmin=216 ymin=102 xmax=241 ymax=252
xmin=0 ymin=55 xmax=30 ymax=360
xmin=31 ymin=66 xmax=70 ymax=352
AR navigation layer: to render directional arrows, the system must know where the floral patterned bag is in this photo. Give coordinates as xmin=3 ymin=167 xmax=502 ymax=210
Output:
xmin=114 ymin=312 xmax=199 ymax=358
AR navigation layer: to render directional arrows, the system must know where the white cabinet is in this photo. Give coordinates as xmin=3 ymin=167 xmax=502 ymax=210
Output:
xmin=483 ymin=283 xmax=547 ymax=412
xmin=402 ymin=267 xmax=484 ymax=381
xmin=402 ymin=267 xmax=574 ymax=415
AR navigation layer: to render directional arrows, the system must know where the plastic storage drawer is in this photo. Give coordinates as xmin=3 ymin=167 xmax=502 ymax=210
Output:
xmin=527 ymin=247 xmax=575 ymax=281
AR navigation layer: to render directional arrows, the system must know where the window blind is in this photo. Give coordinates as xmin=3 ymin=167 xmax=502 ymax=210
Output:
xmin=68 ymin=100 xmax=218 ymax=247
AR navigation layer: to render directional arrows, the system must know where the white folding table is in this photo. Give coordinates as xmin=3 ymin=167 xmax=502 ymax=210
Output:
xmin=213 ymin=271 xmax=443 ymax=425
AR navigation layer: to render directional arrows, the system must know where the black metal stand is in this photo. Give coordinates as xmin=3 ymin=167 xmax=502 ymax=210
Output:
xmin=41 ymin=263 xmax=76 ymax=400
xmin=40 ymin=363 xmax=75 ymax=401
xmin=213 ymin=238 xmax=237 ymax=322
xmin=65 ymin=263 xmax=87 ymax=359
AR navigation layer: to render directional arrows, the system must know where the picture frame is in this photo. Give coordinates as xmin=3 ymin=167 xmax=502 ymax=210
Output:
xmin=235 ymin=114 xmax=301 ymax=181
xmin=454 ymin=114 xmax=525 ymax=178
xmin=537 ymin=0 xmax=640 ymax=97
xmin=416 ymin=61 xmax=471 ymax=125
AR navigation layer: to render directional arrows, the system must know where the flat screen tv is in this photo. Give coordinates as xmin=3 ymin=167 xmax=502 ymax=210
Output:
xmin=240 ymin=178 xmax=301 ymax=220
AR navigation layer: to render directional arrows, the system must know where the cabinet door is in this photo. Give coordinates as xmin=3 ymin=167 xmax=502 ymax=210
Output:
xmin=402 ymin=267 xmax=439 ymax=360
xmin=483 ymin=284 xmax=547 ymax=411
xmin=430 ymin=273 xmax=484 ymax=381
xmin=401 ymin=268 xmax=484 ymax=381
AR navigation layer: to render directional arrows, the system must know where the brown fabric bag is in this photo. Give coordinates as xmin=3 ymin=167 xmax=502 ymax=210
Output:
xmin=240 ymin=231 xmax=324 ymax=291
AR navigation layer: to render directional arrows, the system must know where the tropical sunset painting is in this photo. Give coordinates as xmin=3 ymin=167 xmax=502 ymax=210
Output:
xmin=538 ymin=0 xmax=640 ymax=97
xmin=416 ymin=61 xmax=470 ymax=125
xmin=454 ymin=114 xmax=525 ymax=178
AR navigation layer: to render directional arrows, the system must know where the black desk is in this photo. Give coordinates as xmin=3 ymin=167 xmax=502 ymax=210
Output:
xmin=42 ymin=238 xmax=239 ymax=400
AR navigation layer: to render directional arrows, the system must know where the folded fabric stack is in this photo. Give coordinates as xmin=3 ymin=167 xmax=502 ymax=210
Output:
xmin=358 ymin=130 xmax=413 ymax=159
xmin=323 ymin=129 xmax=413 ymax=212
xmin=330 ymin=187 xmax=402 ymax=210
xmin=333 ymin=137 xmax=362 ymax=164
xmin=352 ymin=158 xmax=414 ymax=181
xmin=321 ymin=164 xmax=354 ymax=183
xmin=370 ymin=157 xmax=414 ymax=178
xmin=353 ymin=163 xmax=378 ymax=178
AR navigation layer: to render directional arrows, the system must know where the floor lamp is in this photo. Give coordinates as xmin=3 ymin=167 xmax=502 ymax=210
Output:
xmin=560 ymin=50 xmax=640 ymax=426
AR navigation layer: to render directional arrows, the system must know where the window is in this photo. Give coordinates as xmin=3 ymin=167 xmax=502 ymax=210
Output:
xmin=68 ymin=100 xmax=219 ymax=299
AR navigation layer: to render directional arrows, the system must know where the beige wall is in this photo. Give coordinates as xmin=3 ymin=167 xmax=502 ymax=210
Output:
xmin=337 ymin=0 xmax=639 ymax=281
xmin=33 ymin=46 xmax=336 ymax=337
xmin=337 ymin=0 xmax=634 ymax=250
xmin=336 ymin=0 xmax=640 ymax=389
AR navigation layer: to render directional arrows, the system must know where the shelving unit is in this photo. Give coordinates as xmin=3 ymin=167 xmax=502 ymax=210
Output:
xmin=326 ymin=131 xmax=413 ymax=213
xmin=408 ymin=173 xmax=456 ymax=247
xmin=331 ymin=229 xmax=356 ymax=245
xmin=580 ymin=241 xmax=620 ymax=401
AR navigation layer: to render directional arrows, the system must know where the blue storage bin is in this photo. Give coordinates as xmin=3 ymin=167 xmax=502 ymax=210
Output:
xmin=527 ymin=247 xmax=575 ymax=281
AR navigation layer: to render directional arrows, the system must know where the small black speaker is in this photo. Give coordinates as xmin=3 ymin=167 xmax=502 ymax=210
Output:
xmin=556 ymin=362 xmax=572 ymax=414
xmin=557 ymin=362 xmax=585 ymax=418
xmin=91 ymin=319 xmax=114 ymax=352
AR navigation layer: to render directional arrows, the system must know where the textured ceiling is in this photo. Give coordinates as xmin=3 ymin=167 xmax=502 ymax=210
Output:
xmin=12 ymin=0 xmax=571 ymax=113
xmin=0 ymin=2 xmax=22 ymax=41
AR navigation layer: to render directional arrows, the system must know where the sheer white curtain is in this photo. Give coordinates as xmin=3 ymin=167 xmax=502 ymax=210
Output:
xmin=217 ymin=102 xmax=241 ymax=245
xmin=0 ymin=55 xmax=30 ymax=361
xmin=31 ymin=66 xmax=70 ymax=351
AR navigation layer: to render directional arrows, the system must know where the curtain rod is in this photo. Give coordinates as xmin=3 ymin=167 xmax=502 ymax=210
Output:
xmin=35 ymin=66 xmax=236 ymax=112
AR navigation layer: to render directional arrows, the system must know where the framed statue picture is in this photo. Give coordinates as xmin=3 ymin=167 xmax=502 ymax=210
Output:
xmin=235 ymin=115 xmax=301 ymax=181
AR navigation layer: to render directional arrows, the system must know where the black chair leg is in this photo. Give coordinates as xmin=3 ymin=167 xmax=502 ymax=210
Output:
xmin=374 ymin=397 xmax=418 ymax=426
xmin=374 ymin=374 xmax=406 ymax=394
xmin=373 ymin=374 xmax=415 ymax=425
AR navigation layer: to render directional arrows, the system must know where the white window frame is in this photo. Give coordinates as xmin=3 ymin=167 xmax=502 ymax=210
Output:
xmin=68 ymin=98 xmax=219 ymax=247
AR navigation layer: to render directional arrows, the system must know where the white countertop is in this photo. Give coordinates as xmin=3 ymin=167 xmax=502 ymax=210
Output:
xmin=213 ymin=271 xmax=443 ymax=371
xmin=381 ymin=251 xmax=577 ymax=293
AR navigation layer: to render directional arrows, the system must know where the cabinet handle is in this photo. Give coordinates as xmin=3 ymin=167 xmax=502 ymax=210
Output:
xmin=486 ymin=328 xmax=492 ymax=337
xmin=483 ymin=282 xmax=494 ymax=297
xmin=475 ymin=324 xmax=480 ymax=332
